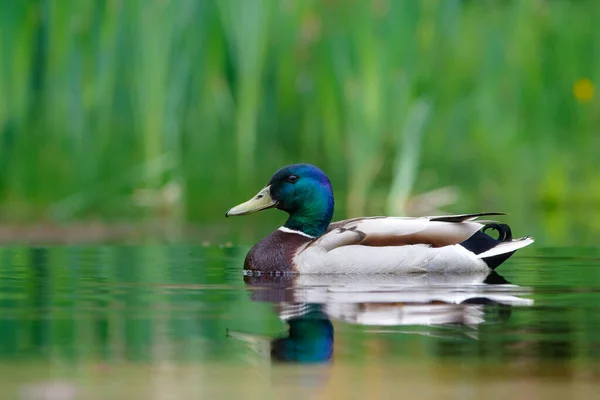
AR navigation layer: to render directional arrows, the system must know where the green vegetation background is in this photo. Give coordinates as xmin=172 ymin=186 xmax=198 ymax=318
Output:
xmin=1 ymin=0 xmax=599 ymax=245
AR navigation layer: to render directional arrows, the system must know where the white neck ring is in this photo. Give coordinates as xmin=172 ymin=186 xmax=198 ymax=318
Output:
xmin=278 ymin=226 xmax=315 ymax=239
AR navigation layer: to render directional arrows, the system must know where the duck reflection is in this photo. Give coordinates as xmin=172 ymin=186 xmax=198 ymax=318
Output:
xmin=231 ymin=271 xmax=533 ymax=364
xmin=227 ymin=303 xmax=334 ymax=363
xmin=270 ymin=304 xmax=334 ymax=363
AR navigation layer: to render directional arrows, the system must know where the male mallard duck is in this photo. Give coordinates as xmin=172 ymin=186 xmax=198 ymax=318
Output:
xmin=226 ymin=164 xmax=534 ymax=274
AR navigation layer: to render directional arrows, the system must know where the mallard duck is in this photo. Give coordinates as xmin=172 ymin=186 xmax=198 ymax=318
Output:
xmin=226 ymin=164 xmax=534 ymax=274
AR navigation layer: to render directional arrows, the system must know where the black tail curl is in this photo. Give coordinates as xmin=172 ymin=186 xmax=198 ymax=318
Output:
xmin=459 ymin=222 xmax=517 ymax=270
xmin=460 ymin=226 xmax=508 ymax=255
xmin=482 ymin=223 xmax=512 ymax=242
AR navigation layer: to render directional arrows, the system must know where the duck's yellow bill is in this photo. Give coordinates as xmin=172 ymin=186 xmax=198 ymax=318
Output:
xmin=225 ymin=186 xmax=277 ymax=217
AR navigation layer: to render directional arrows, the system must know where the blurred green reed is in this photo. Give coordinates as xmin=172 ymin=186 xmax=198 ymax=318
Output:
xmin=0 ymin=0 xmax=599 ymax=244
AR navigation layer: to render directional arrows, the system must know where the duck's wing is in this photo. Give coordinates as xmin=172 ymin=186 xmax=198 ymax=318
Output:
xmin=317 ymin=214 xmax=500 ymax=252
xmin=297 ymin=213 xmax=530 ymax=274
xmin=428 ymin=212 xmax=506 ymax=223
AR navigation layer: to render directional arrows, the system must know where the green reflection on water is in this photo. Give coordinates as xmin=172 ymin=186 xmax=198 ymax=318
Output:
xmin=0 ymin=245 xmax=599 ymax=399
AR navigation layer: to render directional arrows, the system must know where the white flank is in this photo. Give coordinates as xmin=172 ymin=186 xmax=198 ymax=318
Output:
xmin=295 ymin=243 xmax=489 ymax=274
xmin=278 ymin=226 xmax=315 ymax=239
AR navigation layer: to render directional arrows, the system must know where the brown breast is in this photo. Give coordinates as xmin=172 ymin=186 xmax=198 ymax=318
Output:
xmin=244 ymin=229 xmax=313 ymax=273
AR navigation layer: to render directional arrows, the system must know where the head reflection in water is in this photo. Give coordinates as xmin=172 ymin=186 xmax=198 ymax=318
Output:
xmin=227 ymin=303 xmax=334 ymax=364
xmin=270 ymin=305 xmax=334 ymax=363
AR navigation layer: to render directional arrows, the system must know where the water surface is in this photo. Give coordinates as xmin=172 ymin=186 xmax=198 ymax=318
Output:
xmin=0 ymin=245 xmax=599 ymax=399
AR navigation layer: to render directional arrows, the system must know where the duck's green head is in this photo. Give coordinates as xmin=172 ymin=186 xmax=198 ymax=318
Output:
xmin=226 ymin=164 xmax=334 ymax=238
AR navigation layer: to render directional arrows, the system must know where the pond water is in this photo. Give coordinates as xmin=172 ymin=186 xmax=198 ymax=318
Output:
xmin=0 ymin=245 xmax=599 ymax=399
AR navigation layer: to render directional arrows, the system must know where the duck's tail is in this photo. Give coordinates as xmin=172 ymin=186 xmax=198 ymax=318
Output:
xmin=478 ymin=236 xmax=535 ymax=269
xmin=460 ymin=223 xmax=534 ymax=270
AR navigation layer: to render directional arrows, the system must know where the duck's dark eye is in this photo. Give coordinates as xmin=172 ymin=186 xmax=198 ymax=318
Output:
xmin=287 ymin=174 xmax=298 ymax=183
